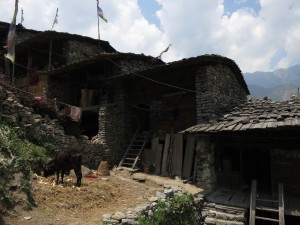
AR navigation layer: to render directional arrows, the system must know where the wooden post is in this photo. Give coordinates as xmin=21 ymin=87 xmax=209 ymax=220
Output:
xmin=12 ymin=61 xmax=15 ymax=84
xmin=249 ymin=179 xmax=257 ymax=225
xmin=0 ymin=103 xmax=2 ymax=121
xmin=278 ymin=183 xmax=285 ymax=225
xmin=240 ymin=150 xmax=243 ymax=190
xmin=48 ymin=38 xmax=52 ymax=70
xmin=97 ymin=0 xmax=101 ymax=49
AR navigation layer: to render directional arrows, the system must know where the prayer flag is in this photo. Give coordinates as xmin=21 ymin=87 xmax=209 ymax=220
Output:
xmin=5 ymin=0 xmax=18 ymax=63
xmin=97 ymin=6 xmax=107 ymax=23
xmin=158 ymin=44 xmax=172 ymax=59
xmin=51 ymin=8 xmax=59 ymax=30
xmin=21 ymin=8 xmax=24 ymax=24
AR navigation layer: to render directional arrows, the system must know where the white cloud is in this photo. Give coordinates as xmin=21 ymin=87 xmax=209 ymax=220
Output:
xmin=155 ymin=0 xmax=300 ymax=72
xmin=1 ymin=0 xmax=300 ymax=73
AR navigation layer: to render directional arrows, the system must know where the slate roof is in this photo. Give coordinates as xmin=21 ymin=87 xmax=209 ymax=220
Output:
xmin=39 ymin=52 xmax=164 ymax=76
xmin=15 ymin=30 xmax=116 ymax=54
xmin=108 ymin=54 xmax=249 ymax=94
xmin=183 ymin=98 xmax=300 ymax=133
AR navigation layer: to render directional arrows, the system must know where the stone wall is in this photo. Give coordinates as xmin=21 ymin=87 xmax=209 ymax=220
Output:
xmin=196 ymin=64 xmax=248 ymax=123
xmin=91 ymin=83 xmax=136 ymax=168
xmin=0 ymin=83 xmax=105 ymax=168
xmin=102 ymin=184 xmax=203 ymax=225
xmin=118 ymin=59 xmax=159 ymax=75
xmin=194 ymin=137 xmax=216 ymax=193
xmin=201 ymin=202 xmax=247 ymax=225
xmin=62 ymin=40 xmax=100 ymax=65
xmin=16 ymin=29 xmax=38 ymax=44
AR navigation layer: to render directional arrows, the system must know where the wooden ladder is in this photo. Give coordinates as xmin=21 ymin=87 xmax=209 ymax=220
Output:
xmin=118 ymin=132 xmax=148 ymax=169
xmin=249 ymin=179 xmax=285 ymax=225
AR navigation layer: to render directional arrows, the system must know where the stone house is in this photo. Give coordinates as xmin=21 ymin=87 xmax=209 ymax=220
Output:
xmin=183 ymin=98 xmax=300 ymax=223
xmin=3 ymin=21 xmax=299 ymax=224
xmin=1 ymin=24 xmax=251 ymax=178
xmin=0 ymin=22 xmax=40 ymax=76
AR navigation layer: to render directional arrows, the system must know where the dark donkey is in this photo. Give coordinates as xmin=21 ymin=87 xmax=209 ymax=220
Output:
xmin=44 ymin=149 xmax=82 ymax=187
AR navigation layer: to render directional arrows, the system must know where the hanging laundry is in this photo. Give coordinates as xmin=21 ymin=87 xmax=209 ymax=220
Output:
xmin=69 ymin=106 xmax=82 ymax=122
xmin=34 ymin=96 xmax=44 ymax=104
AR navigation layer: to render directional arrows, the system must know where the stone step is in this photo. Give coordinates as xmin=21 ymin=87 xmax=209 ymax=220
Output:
xmin=201 ymin=202 xmax=247 ymax=225
xmin=204 ymin=216 xmax=245 ymax=225
xmin=215 ymin=204 xmax=247 ymax=212
xmin=203 ymin=203 xmax=247 ymax=214
xmin=207 ymin=209 xmax=245 ymax=222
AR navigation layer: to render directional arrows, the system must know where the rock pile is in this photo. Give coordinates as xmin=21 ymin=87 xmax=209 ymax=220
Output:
xmin=102 ymin=184 xmax=204 ymax=225
xmin=201 ymin=202 xmax=247 ymax=225
xmin=0 ymin=84 xmax=90 ymax=151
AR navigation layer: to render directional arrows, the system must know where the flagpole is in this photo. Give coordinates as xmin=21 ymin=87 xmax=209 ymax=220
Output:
xmin=97 ymin=0 xmax=101 ymax=49
xmin=12 ymin=58 xmax=15 ymax=84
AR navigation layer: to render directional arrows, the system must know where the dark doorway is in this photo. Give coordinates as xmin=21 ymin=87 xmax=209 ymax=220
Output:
xmin=137 ymin=103 xmax=150 ymax=132
xmin=80 ymin=111 xmax=98 ymax=139
xmin=242 ymin=149 xmax=271 ymax=193
xmin=216 ymin=148 xmax=241 ymax=190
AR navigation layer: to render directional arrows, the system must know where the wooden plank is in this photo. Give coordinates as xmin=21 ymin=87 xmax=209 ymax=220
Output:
xmin=193 ymin=154 xmax=197 ymax=183
xmin=207 ymin=124 xmax=219 ymax=131
xmin=171 ymin=134 xmax=183 ymax=177
xmin=153 ymin=137 xmax=162 ymax=175
xmin=225 ymin=117 xmax=246 ymax=127
xmin=230 ymin=191 xmax=249 ymax=208
xmin=253 ymin=122 xmax=264 ymax=129
xmin=0 ymin=103 xmax=2 ymax=122
xmin=240 ymin=122 xmax=252 ymax=130
xmin=261 ymin=121 xmax=269 ymax=128
xmin=279 ymin=183 xmax=285 ymax=225
xmin=265 ymin=120 xmax=277 ymax=128
xmin=233 ymin=124 xmax=243 ymax=131
xmin=209 ymin=190 xmax=234 ymax=205
xmin=205 ymin=190 xmax=220 ymax=202
xmin=215 ymin=123 xmax=225 ymax=131
xmin=198 ymin=125 xmax=210 ymax=132
xmin=284 ymin=118 xmax=292 ymax=127
xmin=294 ymin=118 xmax=300 ymax=126
xmin=221 ymin=124 xmax=237 ymax=131
xmin=249 ymin=179 xmax=257 ymax=225
xmin=161 ymin=134 xmax=170 ymax=176
xmin=256 ymin=216 xmax=279 ymax=222
xmin=182 ymin=134 xmax=195 ymax=179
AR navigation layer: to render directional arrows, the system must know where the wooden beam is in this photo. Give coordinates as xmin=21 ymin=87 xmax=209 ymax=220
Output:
xmin=48 ymin=38 xmax=52 ymax=70
xmin=249 ymin=179 xmax=257 ymax=225
xmin=161 ymin=134 xmax=171 ymax=176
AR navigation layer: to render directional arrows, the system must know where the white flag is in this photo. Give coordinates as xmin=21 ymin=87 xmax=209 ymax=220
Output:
xmin=97 ymin=6 xmax=107 ymax=23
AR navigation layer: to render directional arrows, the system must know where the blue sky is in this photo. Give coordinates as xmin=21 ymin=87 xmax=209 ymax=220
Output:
xmin=224 ymin=0 xmax=261 ymax=15
xmin=0 ymin=0 xmax=300 ymax=73
xmin=138 ymin=0 xmax=160 ymax=26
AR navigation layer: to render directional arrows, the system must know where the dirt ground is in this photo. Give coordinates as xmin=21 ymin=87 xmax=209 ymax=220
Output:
xmin=2 ymin=169 xmax=202 ymax=225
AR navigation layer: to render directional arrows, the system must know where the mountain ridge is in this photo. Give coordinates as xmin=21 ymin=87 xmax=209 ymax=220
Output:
xmin=243 ymin=64 xmax=300 ymax=101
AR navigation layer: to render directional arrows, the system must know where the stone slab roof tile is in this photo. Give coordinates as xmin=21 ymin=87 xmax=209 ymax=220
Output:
xmin=182 ymin=98 xmax=300 ymax=134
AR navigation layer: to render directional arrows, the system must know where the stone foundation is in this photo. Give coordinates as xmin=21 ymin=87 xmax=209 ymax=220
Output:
xmin=194 ymin=137 xmax=216 ymax=193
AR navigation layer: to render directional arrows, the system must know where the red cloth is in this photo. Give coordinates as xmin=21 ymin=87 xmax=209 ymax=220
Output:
xmin=34 ymin=96 xmax=44 ymax=103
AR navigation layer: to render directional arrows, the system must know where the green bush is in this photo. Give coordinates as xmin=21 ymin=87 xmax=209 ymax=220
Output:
xmin=0 ymin=123 xmax=58 ymax=210
xmin=138 ymin=193 xmax=195 ymax=225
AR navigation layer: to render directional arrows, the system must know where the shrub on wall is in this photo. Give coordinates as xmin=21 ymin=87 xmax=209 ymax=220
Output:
xmin=138 ymin=193 xmax=195 ymax=225
xmin=0 ymin=123 xmax=57 ymax=211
